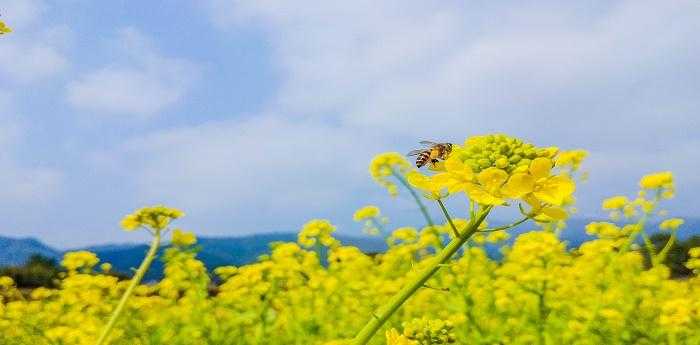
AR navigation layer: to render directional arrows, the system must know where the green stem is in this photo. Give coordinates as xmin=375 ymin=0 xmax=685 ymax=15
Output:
xmin=479 ymin=216 xmax=530 ymax=233
xmin=351 ymin=207 xmax=491 ymax=345
xmin=370 ymin=217 xmax=388 ymax=238
xmin=640 ymin=230 xmax=657 ymax=264
xmin=391 ymin=169 xmax=435 ymax=228
xmin=95 ymin=230 xmax=162 ymax=345
xmin=437 ymin=199 xmax=459 ymax=238
xmin=654 ymin=230 xmax=677 ymax=266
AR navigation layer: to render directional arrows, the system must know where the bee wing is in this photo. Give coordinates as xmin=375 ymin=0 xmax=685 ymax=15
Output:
xmin=406 ymin=149 xmax=427 ymax=156
xmin=419 ymin=140 xmax=438 ymax=146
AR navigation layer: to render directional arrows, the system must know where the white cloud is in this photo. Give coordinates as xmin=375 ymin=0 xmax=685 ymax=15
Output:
xmin=0 ymin=0 xmax=68 ymax=83
xmin=66 ymin=28 xmax=198 ymax=118
xmin=195 ymin=0 xmax=700 ymax=218
xmin=0 ymin=103 xmax=62 ymax=204
xmin=94 ymin=115 xmax=390 ymax=233
xmin=203 ymin=1 xmax=699 ymax=144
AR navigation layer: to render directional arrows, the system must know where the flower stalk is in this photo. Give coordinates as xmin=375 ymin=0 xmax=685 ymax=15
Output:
xmin=95 ymin=230 xmax=162 ymax=345
xmin=351 ymin=207 xmax=491 ymax=345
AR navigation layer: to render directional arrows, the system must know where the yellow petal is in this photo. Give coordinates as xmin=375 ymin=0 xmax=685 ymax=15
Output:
xmin=530 ymin=157 xmax=553 ymax=180
xmin=432 ymin=173 xmax=452 ymax=186
xmin=406 ymin=171 xmax=429 ymax=190
xmin=477 ymin=168 xmax=508 ymax=191
xmin=542 ymin=207 xmax=568 ymax=220
xmin=465 ymin=184 xmax=506 ymax=205
xmin=501 ymin=173 xmax=535 ymax=198
xmin=445 ymin=156 xmax=465 ymax=172
xmin=522 ymin=193 xmax=542 ymax=211
xmin=534 ymin=175 xmax=576 ymax=206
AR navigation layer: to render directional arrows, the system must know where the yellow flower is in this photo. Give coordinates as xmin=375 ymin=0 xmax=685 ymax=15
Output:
xmin=387 ymin=227 xmax=418 ymax=246
xmin=464 ymin=167 xmax=510 ymax=205
xmin=386 ymin=329 xmax=418 ymax=345
xmin=407 ymin=171 xmax=446 ymax=200
xmin=639 ymin=171 xmax=673 ymax=189
xmin=499 ymin=158 xmax=575 ymax=218
xmin=0 ymin=276 xmax=15 ymax=288
xmin=555 ymin=149 xmax=588 ymax=170
xmin=370 ymin=152 xmax=412 ymax=196
xmin=432 ymin=156 xmax=475 ymax=194
xmin=214 ymin=266 xmax=238 ymax=280
xmin=298 ymin=219 xmax=339 ymax=248
xmin=0 ymin=21 xmax=11 ymax=35
xmin=352 ymin=205 xmax=380 ymax=221
xmin=100 ymin=263 xmax=112 ymax=272
xmin=659 ymin=298 xmax=692 ymax=330
xmin=659 ymin=218 xmax=684 ymax=231
xmin=120 ymin=205 xmax=185 ymax=231
xmin=602 ymin=196 xmax=629 ymax=210
xmin=61 ymin=251 xmax=100 ymax=272
xmin=172 ymin=229 xmax=197 ymax=246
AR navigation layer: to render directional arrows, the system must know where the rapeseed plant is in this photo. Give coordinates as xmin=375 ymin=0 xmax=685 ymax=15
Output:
xmin=0 ymin=134 xmax=697 ymax=345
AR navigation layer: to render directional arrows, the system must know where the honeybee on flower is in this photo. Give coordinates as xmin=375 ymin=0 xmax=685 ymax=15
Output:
xmin=407 ymin=141 xmax=453 ymax=168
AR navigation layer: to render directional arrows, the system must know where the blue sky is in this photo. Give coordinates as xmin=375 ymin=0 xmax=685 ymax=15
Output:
xmin=0 ymin=1 xmax=698 ymax=248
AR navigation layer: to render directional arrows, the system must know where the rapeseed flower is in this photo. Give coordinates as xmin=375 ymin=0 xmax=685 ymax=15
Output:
xmin=659 ymin=218 xmax=684 ymax=231
xmin=120 ymin=205 xmax=184 ymax=231
xmin=298 ymin=219 xmax=339 ymax=248
xmin=172 ymin=229 xmax=197 ymax=246
xmin=352 ymin=205 xmax=380 ymax=221
xmin=0 ymin=21 xmax=11 ymax=35
xmin=370 ymin=152 xmax=412 ymax=196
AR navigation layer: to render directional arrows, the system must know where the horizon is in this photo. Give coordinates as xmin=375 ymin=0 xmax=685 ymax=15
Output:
xmin=3 ymin=216 xmax=699 ymax=252
xmin=1 ymin=1 xmax=699 ymax=247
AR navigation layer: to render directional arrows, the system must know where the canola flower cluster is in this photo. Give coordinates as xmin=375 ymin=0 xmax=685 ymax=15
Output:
xmin=0 ymin=134 xmax=698 ymax=345
xmin=0 ymin=20 xmax=11 ymax=35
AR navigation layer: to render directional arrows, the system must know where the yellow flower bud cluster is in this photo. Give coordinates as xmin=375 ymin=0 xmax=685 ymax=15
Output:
xmin=298 ymin=219 xmax=339 ymax=248
xmin=401 ymin=317 xmax=456 ymax=345
xmin=555 ymin=149 xmax=588 ymax=171
xmin=120 ymin=205 xmax=184 ymax=231
xmin=452 ymin=134 xmax=557 ymax=174
xmin=639 ymin=171 xmax=675 ymax=199
xmin=61 ymin=251 xmax=100 ymax=272
xmin=214 ymin=265 xmax=238 ymax=280
xmin=686 ymin=248 xmax=700 ymax=273
xmin=602 ymin=196 xmax=629 ymax=210
xmin=370 ymin=152 xmax=412 ymax=196
xmin=659 ymin=298 xmax=694 ymax=331
xmin=386 ymin=328 xmax=418 ymax=345
xmin=659 ymin=218 xmax=684 ymax=231
xmin=353 ymin=205 xmax=388 ymax=236
xmin=159 ymin=243 xmax=210 ymax=300
xmin=585 ymin=222 xmax=634 ymax=242
xmin=172 ymin=229 xmax=197 ymax=246
xmin=352 ymin=205 xmax=380 ymax=221
xmin=600 ymin=172 xmax=679 ymax=227
xmin=0 ymin=21 xmax=11 ymax=35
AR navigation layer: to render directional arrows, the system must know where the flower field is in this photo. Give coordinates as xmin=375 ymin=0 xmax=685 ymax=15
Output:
xmin=1 ymin=134 xmax=698 ymax=345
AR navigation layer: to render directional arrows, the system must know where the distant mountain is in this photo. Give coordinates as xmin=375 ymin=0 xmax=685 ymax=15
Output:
xmin=0 ymin=236 xmax=61 ymax=266
xmin=0 ymin=218 xmax=697 ymax=280
xmin=0 ymin=233 xmax=387 ymax=281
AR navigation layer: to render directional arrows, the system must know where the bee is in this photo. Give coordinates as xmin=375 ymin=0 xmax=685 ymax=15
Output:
xmin=407 ymin=141 xmax=453 ymax=168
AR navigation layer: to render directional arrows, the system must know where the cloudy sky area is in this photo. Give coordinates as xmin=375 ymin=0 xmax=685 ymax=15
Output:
xmin=0 ymin=1 xmax=698 ymax=248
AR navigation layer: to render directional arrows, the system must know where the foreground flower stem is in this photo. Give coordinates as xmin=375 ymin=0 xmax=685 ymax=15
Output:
xmin=95 ymin=230 xmax=162 ymax=345
xmin=391 ymin=168 xmax=435 ymax=228
xmin=654 ymin=229 xmax=677 ymax=266
xmin=351 ymin=207 xmax=491 ymax=345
